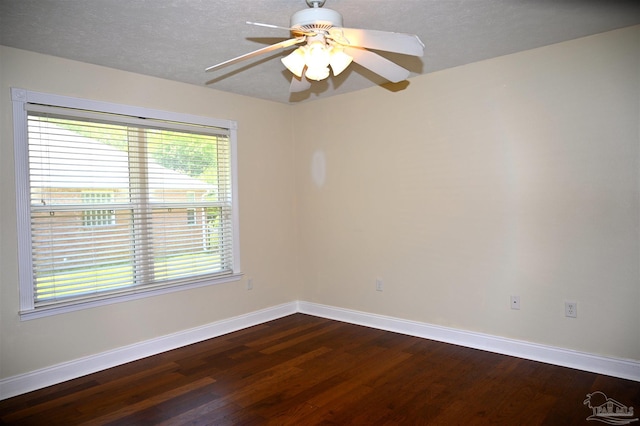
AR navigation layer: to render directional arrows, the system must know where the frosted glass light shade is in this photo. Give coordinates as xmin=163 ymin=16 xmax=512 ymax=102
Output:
xmin=305 ymin=65 xmax=330 ymax=81
xmin=281 ymin=48 xmax=306 ymax=78
xmin=329 ymin=50 xmax=352 ymax=76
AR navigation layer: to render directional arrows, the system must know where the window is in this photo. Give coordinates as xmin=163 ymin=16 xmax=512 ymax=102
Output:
xmin=12 ymin=88 xmax=241 ymax=319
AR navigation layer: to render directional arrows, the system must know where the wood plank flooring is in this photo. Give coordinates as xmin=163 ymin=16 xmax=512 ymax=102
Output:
xmin=1 ymin=313 xmax=638 ymax=425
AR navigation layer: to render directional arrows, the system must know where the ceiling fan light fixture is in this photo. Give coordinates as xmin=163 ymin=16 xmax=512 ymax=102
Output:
xmin=283 ymin=38 xmax=353 ymax=81
xmin=281 ymin=47 xmax=306 ymax=77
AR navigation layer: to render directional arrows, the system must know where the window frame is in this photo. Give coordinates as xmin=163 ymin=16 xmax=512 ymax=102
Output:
xmin=11 ymin=87 xmax=242 ymax=320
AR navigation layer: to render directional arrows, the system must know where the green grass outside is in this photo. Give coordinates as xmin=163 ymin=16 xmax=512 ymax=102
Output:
xmin=36 ymin=252 xmax=223 ymax=300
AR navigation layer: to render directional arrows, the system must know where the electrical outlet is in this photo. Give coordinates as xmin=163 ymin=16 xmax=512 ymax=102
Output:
xmin=247 ymin=278 xmax=253 ymax=290
xmin=376 ymin=278 xmax=383 ymax=292
xmin=565 ymin=302 xmax=577 ymax=318
xmin=510 ymin=295 xmax=520 ymax=310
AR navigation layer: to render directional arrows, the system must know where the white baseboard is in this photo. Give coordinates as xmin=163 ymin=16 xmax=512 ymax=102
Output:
xmin=297 ymin=301 xmax=640 ymax=382
xmin=2 ymin=300 xmax=638 ymax=400
xmin=0 ymin=302 xmax=297 ymax=400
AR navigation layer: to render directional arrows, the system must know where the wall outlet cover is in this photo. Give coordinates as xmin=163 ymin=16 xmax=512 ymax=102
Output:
xmin=565 ymin=302 xmax=577 ymax=318
xmin=376 ymin=279 xmax=383 ymax=292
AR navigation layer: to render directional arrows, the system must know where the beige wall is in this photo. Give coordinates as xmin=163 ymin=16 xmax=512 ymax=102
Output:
xmin=293 ymin=25 xmax=640 ymax=361
xmin=0 ymin=46 xmax=299 ymax=378
xmin=1 ymin=24 xmax=639 ymax=381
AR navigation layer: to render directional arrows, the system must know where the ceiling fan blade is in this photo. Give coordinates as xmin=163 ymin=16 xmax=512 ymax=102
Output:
xmin=246 ymin=21 xmax=293 ymax=32
xmin=290 ymin=71 xmax=311 ymax=93
xmin=331 ymin=28 xmax=424 ymax=57
xmin=205 ymin=38 xmax=304 ymax=72
xmin=246 ymin=21 xmax=315 ymax=36
xmin=343 ymin=47 xmax=410 ymax=83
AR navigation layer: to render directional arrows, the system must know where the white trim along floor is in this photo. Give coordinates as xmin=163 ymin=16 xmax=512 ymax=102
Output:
xmin=1 ymin=301 xmax=638 ymax=400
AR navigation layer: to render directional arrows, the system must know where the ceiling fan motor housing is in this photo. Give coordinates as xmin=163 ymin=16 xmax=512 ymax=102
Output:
xmin=290 ymin=7 xmax=343 ymax=31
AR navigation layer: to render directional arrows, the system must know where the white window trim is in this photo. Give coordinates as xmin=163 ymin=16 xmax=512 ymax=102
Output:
xmin=11 ymin=87 xmax=242 ymax=320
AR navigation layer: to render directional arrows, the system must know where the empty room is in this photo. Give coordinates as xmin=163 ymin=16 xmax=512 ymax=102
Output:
xmin=0 ymin=0 xmax=639 ymax=424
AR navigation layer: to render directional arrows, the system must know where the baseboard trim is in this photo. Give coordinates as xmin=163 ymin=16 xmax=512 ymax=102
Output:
xmin=297 ymin=301 xmax=640 ymax=382
xmin=0 ymin=302 xmax=298 ymax=400
xmin=2 ymin=300 xmax=638 ymax=400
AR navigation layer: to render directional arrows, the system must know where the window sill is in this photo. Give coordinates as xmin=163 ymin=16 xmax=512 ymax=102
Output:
xmin=19 ymin=273 xmax=243 ymax=321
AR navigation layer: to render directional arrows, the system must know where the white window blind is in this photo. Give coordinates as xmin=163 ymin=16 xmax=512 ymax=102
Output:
xmin=12 ymin=88 xmax=240 ymax=317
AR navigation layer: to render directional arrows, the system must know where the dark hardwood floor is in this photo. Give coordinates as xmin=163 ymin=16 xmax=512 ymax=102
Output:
xmin=1 ymin=313 xmax=638 ymax=425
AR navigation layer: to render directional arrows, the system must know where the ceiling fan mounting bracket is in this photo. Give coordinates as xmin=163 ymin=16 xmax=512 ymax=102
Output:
xmin=306 ymin=0 xmax=326 ymax=8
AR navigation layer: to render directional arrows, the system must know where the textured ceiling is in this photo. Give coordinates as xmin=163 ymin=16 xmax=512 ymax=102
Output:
xmin=1 ymin=0 xmax=639 ymax=104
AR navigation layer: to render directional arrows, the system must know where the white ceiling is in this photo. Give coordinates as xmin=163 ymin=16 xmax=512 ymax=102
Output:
xmin=1 ymin=0 xmax=639 ymax=104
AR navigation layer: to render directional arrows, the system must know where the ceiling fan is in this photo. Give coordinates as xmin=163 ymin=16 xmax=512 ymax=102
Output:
xmin=205 ymin=0 xmax=425 ymax=93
